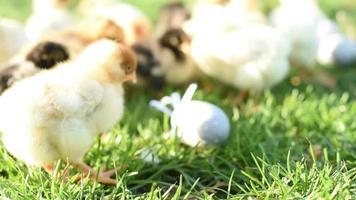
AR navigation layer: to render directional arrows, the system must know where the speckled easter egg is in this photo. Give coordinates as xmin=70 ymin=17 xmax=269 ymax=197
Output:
xmin=170 ymin=100 xmax=230 ymax=146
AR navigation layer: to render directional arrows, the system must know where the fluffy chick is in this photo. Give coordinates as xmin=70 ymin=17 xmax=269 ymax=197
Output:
xmin=271 ymin=0 xmax=339 ymax=88
xmin=0 ymin=19 xmax=28 ymax=66
xmin=79 ymin=0 xmax=151 ymax=45
xmin=0 ymin=39 xmax=137 ymax=184
xmin=152 ymin=2 xmax=201 ymax=85
xmin=26 ymin=0 xmax=73 ymax=41
xmin=0 ymin=41 xmax=69 ymax=94
xmin=158 ymin=28 xmax=201 ymax=85
xmin=26 ymin=41 xmax=70 ymax=69
xmin=184 ymin=0 xmax=265 ymax=38
xmin=226 ymin=0 xmax=266 ymax=25
xmin=270 ymin=0 xmax=323 ymax=69
xmin=186 ymin=1 xmax=290 ymax=97
xmin=129 ymin=2 xmax=199 ymax=88
xmin=190 ymin=25 xmax=291 ymax=93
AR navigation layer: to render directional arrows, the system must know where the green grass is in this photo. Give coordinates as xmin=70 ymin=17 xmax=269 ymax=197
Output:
xmin=1 ymin=0 xmax=356 ymax=199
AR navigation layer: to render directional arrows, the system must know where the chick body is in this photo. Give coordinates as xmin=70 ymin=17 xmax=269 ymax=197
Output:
xmin=158 ymin=28 xmax=201 ymax=85
xmin=154 ymin=2 xmax=202 ymax=85
xmin=271 ymin=0 xmax=323 ymax=69
xmin=0 ymin=40 xmax=135 ymax=167
xmin=175 ymin=0 xmax=286 ymax=90
xmin=191 ymin=25 xmax=290 ymax=91
xmin=185 ymin=0 xmax=265 ymax=38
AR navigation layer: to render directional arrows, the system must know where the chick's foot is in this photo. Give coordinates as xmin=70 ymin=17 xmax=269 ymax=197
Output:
xmin=228 ymin=90 xmax=250 ymax=106
xmin=72 ymin=162 xmax=117 ymax=185
xmin=43 ymin=164 xmax=54 ymax=174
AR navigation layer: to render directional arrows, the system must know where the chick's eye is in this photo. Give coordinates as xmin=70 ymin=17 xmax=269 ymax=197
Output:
xmin=125 ymin=64 xmax=132 ymax=74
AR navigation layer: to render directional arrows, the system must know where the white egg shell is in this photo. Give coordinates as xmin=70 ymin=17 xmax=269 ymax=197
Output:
xmin=170 ymin=100 xmax=230 ymax=146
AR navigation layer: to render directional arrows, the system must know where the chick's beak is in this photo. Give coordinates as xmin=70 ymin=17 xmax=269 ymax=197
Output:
xmin=128 ymin=73 xmax=137 ymax=84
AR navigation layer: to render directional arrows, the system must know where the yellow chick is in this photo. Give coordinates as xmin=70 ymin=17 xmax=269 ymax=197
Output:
xmin=153 ymin=2 xmax=201 ymax=85
xmin=157 ymin=28 xmax=201 ymax=85
xmin=0 ymin=39 xmax=137 ymax=184
xmin=271 ymin=0 xmax=337 ymax=88
xmin=184 ymin=0 xmax=265 ymax=38
xmin=186 ymin=0 xmax=290 ymax=100
xmin=270 ymin=0 xmax=323 ymax=69
xmin=190 ymin=25 xmax=291 ymax=93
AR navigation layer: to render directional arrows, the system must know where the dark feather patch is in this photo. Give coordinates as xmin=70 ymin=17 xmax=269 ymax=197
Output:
xmin=26 ymin=41 xmax=69 ymax=69
xmin=0 ymin=64 xmax=19 ymax=93
xmin=132 ymin=44 xmax=165 ymax=89
xmin=132 ymin=44 xmax=159 ymax=76
xmin=159 ymin=28 xmax=190 ymax=62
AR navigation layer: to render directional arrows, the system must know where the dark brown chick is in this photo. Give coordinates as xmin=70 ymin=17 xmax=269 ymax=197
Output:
xmin=26 ymin=41 xmax=69 ymax=69
xmin=132 ymin=44 xmax=165 ymax=89
xmin=159 ymin=28 xmax=191 ymax=62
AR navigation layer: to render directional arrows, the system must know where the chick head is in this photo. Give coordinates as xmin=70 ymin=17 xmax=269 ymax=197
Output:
xmin=80 ymin=39 xmax=137 ymax=83
xmin=116 ymin=42 xmax=137 ymax=83
xmin=132 ymin=44 xmax=165 ymax=89
xmin=159 ymin=28 xmax=191 ymax=62
xmin=132 ymin=44 xmax=160 ymax=77
xmin=26 ymin=41 xmax=70 ymax=69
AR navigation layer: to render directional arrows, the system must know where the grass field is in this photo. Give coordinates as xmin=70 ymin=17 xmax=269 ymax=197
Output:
xmin=0 ymin=0 xmax=356 ymax=199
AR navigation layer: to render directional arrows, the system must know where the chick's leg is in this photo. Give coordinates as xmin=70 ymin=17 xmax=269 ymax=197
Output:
xmin=238 ymin=90 xmax=249 ymax=103
xmin=227 ymin=90 xmax=249 ymax=106
xmin=43 ymin=164 xmax=54 ymax=174
xmin=71 ymin=162 xmax=117 ymax=185
xmin=42 ymin=163 xmax=70 ymax=182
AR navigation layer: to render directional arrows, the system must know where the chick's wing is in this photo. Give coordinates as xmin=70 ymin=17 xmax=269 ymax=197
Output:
xmin=39 ymin=79 xmax=104 ymax=119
